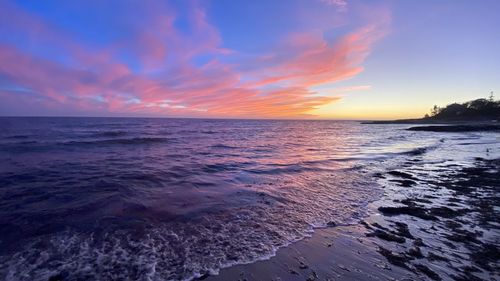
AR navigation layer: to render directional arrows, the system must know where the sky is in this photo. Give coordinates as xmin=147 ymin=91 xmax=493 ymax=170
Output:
xmin=0 ymin=0 xmax=498 ymax=119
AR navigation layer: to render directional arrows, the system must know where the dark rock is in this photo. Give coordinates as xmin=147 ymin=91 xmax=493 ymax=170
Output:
xmin=371 ymin=222 xmax=390 ymax=231
xmin=427 ymin=252 xmax=448 ymax=262
xmin=407 ymin=124 xmax=500 ymax=132
xmin=413 ymin=238 xmax=425 ymax=247
xmin=387 ymin=171 xmax=416 ymax=179
xmin=407 ymin=246 xmax=423 ymax=258
xmin=378 ymin=206 xmax=438 ymax=221
xmin=469 ymin=243 xmax=500 ymax=270
xmin=378 ymin=247 xmax=410 ymax=269
xmin=450 ymin=273 xmax=483 ymax=281
xmin=406 ymin=198 xmax=432 ymax=204
xmin=445 ymin=229 xmax=482 ymax=244
xmin=393 ymin=222 xmax=414 ymax=239
xmin=414 ymin=264 xmax=441 ymax=280
xmin=367 ymin=229 xmax=406 ymax=243
xmin=326 ymin=221 xmax=336 ymax=227
xmin=390 ymin=179 xmax=417 ymax=187
xmin=360 ymin=220 xmax=373 ymax=230
xmin=444 ymin=220 xmax=462 ymax=229
xmin=428 ymin=206 xmax=469 ymax=218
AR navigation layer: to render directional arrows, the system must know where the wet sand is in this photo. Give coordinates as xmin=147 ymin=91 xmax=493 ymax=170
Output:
xmin=205 ymin=158 xmax=500 ymax=281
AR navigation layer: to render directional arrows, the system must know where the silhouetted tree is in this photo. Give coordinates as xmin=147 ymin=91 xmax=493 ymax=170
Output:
xmin=425 ymin=97 xmax=500 ymax=121
xmin=431 ymin=105 xmax=441 ymax=116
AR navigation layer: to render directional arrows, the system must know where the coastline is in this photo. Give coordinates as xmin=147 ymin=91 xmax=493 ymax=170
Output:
xmin=204 ymin=157 xmax=500 ymax=281
xmin=362 ymin=119 xmax=500 ymax=132
xmin=203 ymin=221 xmax=420 ymax=281
xmin=406 ymin=124 xmax=500 ymax=132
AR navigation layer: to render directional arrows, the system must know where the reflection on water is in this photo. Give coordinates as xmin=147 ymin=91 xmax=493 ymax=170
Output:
xmin=0 ymin=117 xmax=498 ymax=280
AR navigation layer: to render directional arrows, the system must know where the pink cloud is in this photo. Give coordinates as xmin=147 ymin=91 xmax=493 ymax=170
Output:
xmin=0 ymin=1 xmax=390 ymax=118
xmin=241 ymin=21 xmax=387 ymax=89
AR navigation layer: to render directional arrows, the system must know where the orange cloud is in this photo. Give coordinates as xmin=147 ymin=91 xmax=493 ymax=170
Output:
xmin=0 ymin=1 xmax=390 ymax=118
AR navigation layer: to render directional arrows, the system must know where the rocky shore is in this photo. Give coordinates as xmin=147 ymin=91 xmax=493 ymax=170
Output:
xmin=205 ymin=157 xmax=500 ymax=281
xmin=366 ymin=157 xmax=499 ymax=280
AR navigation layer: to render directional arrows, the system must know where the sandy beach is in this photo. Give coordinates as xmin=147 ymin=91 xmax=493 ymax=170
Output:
xmin=206 ymin=157 xmax=500 ymax=281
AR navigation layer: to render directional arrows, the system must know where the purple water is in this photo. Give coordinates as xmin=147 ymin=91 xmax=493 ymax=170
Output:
xmin=0 ymin=117 xmax=498 ymax=280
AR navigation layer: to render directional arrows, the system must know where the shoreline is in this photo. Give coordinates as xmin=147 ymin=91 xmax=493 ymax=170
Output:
xmin=362 ymin=119 xmax=500 ymax=132
xmin=406 ymin=124 xmax=500 ymax=132
xmin=204 ymin=157 xmax=500 ymax=281
xmin=203 ymin=219 xmax=420 ymax=281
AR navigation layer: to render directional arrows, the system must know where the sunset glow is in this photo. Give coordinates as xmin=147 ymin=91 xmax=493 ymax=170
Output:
xmin=0 ymin=0 xmax=498 ymax=119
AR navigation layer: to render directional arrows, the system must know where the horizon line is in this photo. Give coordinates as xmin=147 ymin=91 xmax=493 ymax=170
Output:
xmin=0 ymin=115 xmax=388 ymax=122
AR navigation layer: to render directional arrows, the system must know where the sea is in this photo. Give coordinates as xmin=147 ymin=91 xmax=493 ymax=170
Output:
xmin=0 ymin=117 xmax=498 ymax=281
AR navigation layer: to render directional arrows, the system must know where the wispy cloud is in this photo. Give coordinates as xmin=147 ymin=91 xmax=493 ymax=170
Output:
xmin=319 ymin=0 xmax=348 ymax=11
xmin=0 ymin=1 xmax=389 ymax=118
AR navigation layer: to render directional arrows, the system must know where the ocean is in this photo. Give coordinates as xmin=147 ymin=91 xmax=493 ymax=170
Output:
xmin=0 ymin=117 xmax=498 ymax=281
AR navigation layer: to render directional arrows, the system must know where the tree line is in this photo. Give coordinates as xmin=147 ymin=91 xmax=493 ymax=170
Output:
xmin=424 ymin=92 xmax=500 ymax=121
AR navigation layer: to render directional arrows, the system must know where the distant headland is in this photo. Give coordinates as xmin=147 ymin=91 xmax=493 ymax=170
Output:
xmin=364 ymin=94 xmax=500 ymax=132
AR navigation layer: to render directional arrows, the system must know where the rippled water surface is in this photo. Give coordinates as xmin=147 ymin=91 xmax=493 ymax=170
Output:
xmin=0 ymin=117 xmax=497 ymax=280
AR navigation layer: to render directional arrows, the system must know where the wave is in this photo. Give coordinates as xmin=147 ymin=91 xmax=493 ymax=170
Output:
xmin=241 ymin=145 xmax=438 ymax=175
xmin=63 ymin=137 xmax=171 ymax=146
xmin=0 ymin=189 xmax=374 ymax=281
xmin=90 ymin=131 xmax=128 ymax=137
xmin=0 ymin=163 xmax=380 ymax=281
xmin=210 ymin=144 xmax=239 ymax=149
xmin=3 ymin=135 xmax=30 ymax=139
xmin=458 ymin=141 xmax=499 ymax=146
